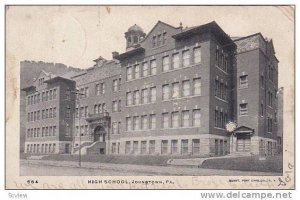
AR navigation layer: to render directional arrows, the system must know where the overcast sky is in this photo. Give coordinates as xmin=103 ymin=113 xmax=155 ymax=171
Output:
xmin=6 ymin=6 xmax=294 ymax=88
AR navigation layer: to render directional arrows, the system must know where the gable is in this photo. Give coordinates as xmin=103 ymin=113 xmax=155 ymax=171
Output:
xmin=234 ymin=125 xmax=254 ymax=133
xmin=33 ymin=70 xmax=53 ymax=87
xmin=140 ymin=21 xmax=180 ymax=55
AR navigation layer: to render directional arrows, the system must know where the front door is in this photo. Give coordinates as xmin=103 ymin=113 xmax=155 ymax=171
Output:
xmin=94 ymin=126 xmax=106 ymax=142
xmin=236 ymin=134 xmax=251 ymax=152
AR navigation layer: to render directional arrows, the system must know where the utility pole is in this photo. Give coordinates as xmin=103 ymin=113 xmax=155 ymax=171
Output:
xmin=69 ymin=89 xmax=85 ymax=167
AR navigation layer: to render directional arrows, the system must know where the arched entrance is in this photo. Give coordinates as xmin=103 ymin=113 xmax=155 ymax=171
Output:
xmin=233 ymin=126 xmax=254 ymax=153
xmin=94 ymin=126 xmax=106 ymax=142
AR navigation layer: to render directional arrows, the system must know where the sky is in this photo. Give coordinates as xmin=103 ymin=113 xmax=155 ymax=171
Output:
xmin=6 ymin=6 xmax=294 ymax=88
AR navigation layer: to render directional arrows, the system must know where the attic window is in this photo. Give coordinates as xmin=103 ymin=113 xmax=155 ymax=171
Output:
xmin=152 ymin=32 xmax=167 ymax=48
xmin=152 ymin=36 xmax=156 ymax=48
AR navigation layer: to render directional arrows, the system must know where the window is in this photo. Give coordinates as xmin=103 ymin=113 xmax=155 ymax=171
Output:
xmin=149 ymin=87 xmax=156 ymax=103
xmin=142 ymin=62 xmax=148 ymax=77
xmin=193 ymin=78 xmax=201 ymax=95
xmin=193 ymin=47 xmax=201 ymax=64
xmin=172 ymin=82 xmax=180 ymax=98
xmin=94 ymin=105 xmax=98 ymax=114
xmin=162 ymin=112 xmax=169 ymax=128
xmin=113 ymin=79 xmax=118 ymax=92
xmin=181 ymin=140 xmax=188 ymax=154
xmin=125 ymin=141 xmax=131 ymax=154
xmin=118 ymin=122 xmax=121 ymax=134
xmin=149 ymin=114 xmax=156 ymax=129
xmin=171 ymin=140 xmax=178 ymax=154
xmin=261 ymin=103 xmax=264 ymax=116
xmin=133 ymin=90 xmax=140 ymax=105
xmin=127 ymin=66 xmax=133 ymax=80
xmin=112 ymin=101 xmax=118 ymax=112
xmin=53 ymin=126 xmax=56 ymax=136
xmin=111 ymin=143 xmax=116 ymax=154
xmin=149 ymin=140 xmax=155 ymax=154
xmin=161 ymin=140 xmax=168 ymax=154
xmin=240 ymin=103 xmax=248 ymax=115
xmin=65 ymin=106 xmax=70 ymax=118
xmin=157 ymin=34 xmax=162 ymax=46
xmin=182 ymin=50 xmax=190 ymax=67
xmin=48 ymin=126 xmax=52 ymax=136
xmin=133 ymin=141 xmax=138 ymax=154
xmin=172 ymin=53 xmax=180 ymax=69
xmin=270 ymin=67 xmax=274 ymax=81
xmin=182 ymin=80 xmax=190 ymax=97
xmin=141 ymin=115 xmax=148 ymax=130
xmin=84 ymin=106 xmax=89 ymax=117
xmin=267 ymin=117 xmax=273 ymax=133
xmin=182 ymin=110 xmax=190 ymax=127
xmin=162 ymin=32 xmax=167 ymax=44
xmin=102 ymin=103 xmax=106 ymax=113
xmin=66 ymin=124 xmax=70 ymax=136
xmin=152 ymin=36 xmax=156 ymax=48
xmin=53 ymin=89 xmax=57 ymax=99
xmin=141 ymin=141 xmax=147 ymax=154
xmin=133 ymin=116 xmax=140 ymax=130
xmin=118 ymin=100 xmax=121 ymax=112
xmin=42 ymin=92 xmax=45 ymax=102
xmin=150 ymin=60 xmax=157 ymax=75
xmin=192 ymin=139 xmax=200 ymax=155
xmin=141 ymin=88 xmax=148 ymax=104
xmin=162 ymin=56 xmax=170 ymax=72
xmin=125 ymin=118 xmax=131 ymax=131
xmin=112 ymin=122 xmax=118 ymax=134
xmin=48 ymin=90 xmax=52 ymax=100
xmin=239 ymin=75 xmax=248 ymax=88
xmin=84 ymin=87 xmax=89 ymax=98
xmin=214 ymin=109 xmax=219 ymax=127
xmin=162 ymin=84 xmax=170 ymax=100
xmin=126 ymin=92 xmax=132 ymax=106
xmin=118 ymin=78 xmax=121 ymax=91
xmin=261 ymin=74 xmax=264 ymax=88
xmin=134 ymin=64 xmax=140 ymax=79
xmin=171 ymin=111 xmax=179 ymax=128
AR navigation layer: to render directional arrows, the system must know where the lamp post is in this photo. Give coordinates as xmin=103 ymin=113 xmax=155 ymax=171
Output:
xmin=69 ymin=89 xmax=85 ymax=167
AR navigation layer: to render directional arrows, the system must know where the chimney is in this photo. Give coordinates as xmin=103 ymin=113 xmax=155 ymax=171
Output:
xmin=112 ymin=51 xmax=119 ymax=59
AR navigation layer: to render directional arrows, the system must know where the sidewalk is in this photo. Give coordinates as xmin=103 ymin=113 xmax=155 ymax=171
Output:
xmin=21 ymin=159 xmax=281 ymax=176
xmin=167 ymin=153 xmax=252 ymax=167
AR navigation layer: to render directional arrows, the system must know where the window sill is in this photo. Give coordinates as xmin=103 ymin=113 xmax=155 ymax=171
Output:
xmin=162 ymin=94 xmax=202 ymax=102
xmin=239 ymin=114 xmax=249 ymax=116
xmin=126 ymin=74 xmax=157 ymax=83
xmin=215 ymin=65 xmax=229 ymax=75
xmin=238 ymin=86 xmax=249 ymax=89
xmin=125 ymin=102 xmax=156 ymax=108
xmin=215 ymin=96 xmax=229 ymax=103
xmin=214 ymin=127 xmax=226 ymax=130
xmin=161 ymin=63 xmax=201 ymax=74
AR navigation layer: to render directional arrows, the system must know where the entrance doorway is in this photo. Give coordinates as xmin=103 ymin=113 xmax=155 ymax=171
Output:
xmin=94 ymin=126 xmax=106 ymax=142
xmin=236 ymin=134 xmax=251 ymax=152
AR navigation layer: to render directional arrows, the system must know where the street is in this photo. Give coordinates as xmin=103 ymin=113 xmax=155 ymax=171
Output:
xmin=20 ymin=160 xmax=282 ymax=176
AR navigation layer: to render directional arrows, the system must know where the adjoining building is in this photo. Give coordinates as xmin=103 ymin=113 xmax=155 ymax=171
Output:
xmin=22 ymin=21 xmax=279 ymax=156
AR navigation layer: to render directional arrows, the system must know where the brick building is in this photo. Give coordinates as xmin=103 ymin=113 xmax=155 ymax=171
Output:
xmin=22 ymin=21 xmax=279 ymax=156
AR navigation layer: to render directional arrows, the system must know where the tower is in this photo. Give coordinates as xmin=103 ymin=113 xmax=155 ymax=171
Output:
xmin=125 ymin=24 xmax=146 ymax=51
